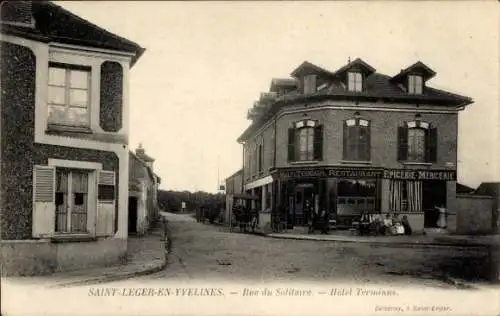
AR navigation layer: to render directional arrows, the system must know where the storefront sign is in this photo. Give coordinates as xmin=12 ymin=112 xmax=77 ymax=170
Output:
xmin=383 ymin=169 xmax=456 ymax=181
xmin=277 ymin=167 xmax=457 ymax=181
xmin=279 ymin=167 xmax=384 ymax=179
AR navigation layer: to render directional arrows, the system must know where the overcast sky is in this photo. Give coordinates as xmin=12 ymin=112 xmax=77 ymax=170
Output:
xmin=59 ymin=1 xmax=499 ymax=193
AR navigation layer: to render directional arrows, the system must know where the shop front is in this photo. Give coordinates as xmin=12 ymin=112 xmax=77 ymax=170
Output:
xmin=382 ymin=169 xmax=456 ymax=230
xmin=271 ymin=167 xmax=457 ymax=230
xmin=271 ymin=167 xmax=384 ymax=228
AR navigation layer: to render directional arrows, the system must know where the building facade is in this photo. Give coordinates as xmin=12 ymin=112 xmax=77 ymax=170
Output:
xmin=237 ymin=58 xmax=473 ymax=233
xmin=0 ymin=1 xmax=144 ymax=275
xmin=129 ymin=144 xmax=161 ymax=235
xmin=224 ymin=169 xmax=243 ymax=225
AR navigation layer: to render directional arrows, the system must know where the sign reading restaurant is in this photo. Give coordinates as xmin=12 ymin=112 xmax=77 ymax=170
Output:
xmin=277 ymin=167 xmax=456 ymax=181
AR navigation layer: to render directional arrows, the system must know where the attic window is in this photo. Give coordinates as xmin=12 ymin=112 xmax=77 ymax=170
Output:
xmin=348 ymin=72 xmax=362 ymax=92
xmin=408 ymin=75 xmax=423 ymax=95
xmin=303 ymin=75 xmax=317 ymax=95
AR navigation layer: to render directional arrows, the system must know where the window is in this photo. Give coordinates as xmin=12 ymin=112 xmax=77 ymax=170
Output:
xmin=258 ymin=143 xmax=263 ymax=172
xmin=348 ymin=72 xmax=362 ymax=92
xmin=343 ymin=118 xmax=371 ymax=161
xmin=297 ymin=127 xmax=314 ymax=161
xmin=408 ymin=75 xmax=423 ymax=94
xmin=55 ymin=169 xmax=89 ymax=233
xmin=303 ymin=74 xmax=317 ymax=94
xmin=48 ymin=64 xmax=90 ymax=127
xmin=398 ymin=121 xmax=437 ymax=163
xmin=408 ymin=128 xmax=426 ymax=161
xmin=287 ymin=120 xmax=323 ymax=162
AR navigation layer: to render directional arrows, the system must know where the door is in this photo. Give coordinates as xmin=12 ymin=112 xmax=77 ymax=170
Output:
xmin=294 ymin=187 xmax=304 ymax=225
xmin=128 ymin=197 xmax=138 ymax=233
xmin=55 ymin=169 xmax=89 ymax=233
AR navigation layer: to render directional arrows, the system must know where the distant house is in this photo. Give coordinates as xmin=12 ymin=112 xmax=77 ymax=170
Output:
xmin=224 ymin=169 xmax=243 ymax=224
xmin=475 ymin=182 xmax=500 ymax=232
xmin=129 ymin=144 xmax=161 ymax=235
xmin=0 ymin=1 xmax=144 ymax=275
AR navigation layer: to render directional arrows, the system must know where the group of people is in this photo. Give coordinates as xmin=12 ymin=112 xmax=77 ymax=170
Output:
xmin=306 ymin=200 xmax=330 ymax=234
xmin=359 ymin=213 xmax=412 ymax=236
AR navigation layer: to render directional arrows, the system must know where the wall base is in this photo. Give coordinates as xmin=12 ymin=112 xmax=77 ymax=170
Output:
xmin=0 ymin=237 xmax=127 ymax=276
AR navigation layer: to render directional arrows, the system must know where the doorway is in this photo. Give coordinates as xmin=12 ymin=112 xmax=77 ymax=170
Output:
xmin=55 ymin=169 xmax=89 ymax=233
xmin=422 ymin=180 xmax=447 ymax=228
xmin=294 ymin=184 xmax=314 ymax=226
xmin=128 ymin=196 xmax=138 ymax=234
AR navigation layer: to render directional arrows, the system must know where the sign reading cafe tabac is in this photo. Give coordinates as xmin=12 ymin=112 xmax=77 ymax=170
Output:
xmin=278 ymin=167 xmax=456 ymax=181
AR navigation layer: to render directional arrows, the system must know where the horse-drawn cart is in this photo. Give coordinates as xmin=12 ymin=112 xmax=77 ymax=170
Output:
xmin=230 ymin=193 xmax=259 ymax=233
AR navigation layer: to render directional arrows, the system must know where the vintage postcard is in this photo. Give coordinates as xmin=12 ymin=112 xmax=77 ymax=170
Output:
xmin=1 ymin=0 xmax=499 ymax=315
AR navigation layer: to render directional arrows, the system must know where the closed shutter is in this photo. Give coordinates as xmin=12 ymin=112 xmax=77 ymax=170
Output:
xmin=397 ymin=126 xmax=408 ymax=161
xmin=96 ymin=170 xmax=116 ymax=237
xmin=365 ymin=124 xmax=371 ymax=161
xmin=287 ymin=128 xmax=296 ymax=162
xmin=426 ymin=127 xmax=438 ymax=163
xmin=33 ymin=166 xmax=56 ymax=238
xmin=313 ymin=125 xmax=323 ymax=161
xmin=342 ymin=121 xmax=348 ymax=160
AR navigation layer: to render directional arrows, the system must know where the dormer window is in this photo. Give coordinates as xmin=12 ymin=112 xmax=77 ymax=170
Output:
xmin=348 ymin=72 xmax=362 ymax=92
xmin=408 ymin=75 xmax=423 ymax=94
xmin=303 ymin=74 xmax=317 ymax=95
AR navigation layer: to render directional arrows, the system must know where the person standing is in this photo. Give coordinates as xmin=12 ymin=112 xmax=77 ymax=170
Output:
xmin=436 ymin=204 xmax=447 ymax=229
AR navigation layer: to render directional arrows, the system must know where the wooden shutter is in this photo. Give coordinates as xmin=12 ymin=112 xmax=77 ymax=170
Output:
xmin=287 ymin=128 xmax=296 ymax=162
xmin=426 ymin=127 xmax=438 ymax=163
xmin=342 ymin=121 xmax=348 ymax=160
xmin=33 ymin=166 xmax=56 ymax=238
xmin=100 ymin=61 xmax=123 ymax=132
xmin=313 ymin=125 xmax=324 ymax=161
xmin=397 ymin=126 xmax=408 ymax=161
xmin=96 ymin=170 xmax=116 ymax=237
xmin=365 ymin=124 xmax=371 ymax=161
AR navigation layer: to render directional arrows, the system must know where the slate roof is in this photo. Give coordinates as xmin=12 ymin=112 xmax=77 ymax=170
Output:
xmin=0 ymin=1 xmax=145 ymax=66
xmin=237 ymin=59 xmax=473 ymax=142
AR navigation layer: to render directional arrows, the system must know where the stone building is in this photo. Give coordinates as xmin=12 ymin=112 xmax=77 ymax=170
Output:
xmin=236 ymin=58 xmax=473 ymax=233
xmin=0 ymin=1 xmax=144 ymax=275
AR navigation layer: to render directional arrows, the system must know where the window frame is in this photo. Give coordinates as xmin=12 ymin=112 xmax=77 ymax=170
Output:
xmin=407 ymin=126 xmax=427 ymax=162
xmin=347 ymin=71 xmax=363 ymax=92
xmin=408 ymin=74 xmax=423 ymax=95
xmin=288 ymin=119 xmax=321 ymax=162
xmin=343 ymin=118 xmax=371 ymax=162
xmin=47 ymin=62 xmax=92 ymax=128
xmin=296 ymin=125 xmax=315 ymax=161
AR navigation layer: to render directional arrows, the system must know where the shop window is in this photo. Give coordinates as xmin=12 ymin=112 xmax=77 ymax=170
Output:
xmin=343 ymin=118 xmax=371 ymax=161
xmin=288 ymin=120 xmax=323 ymax=162
xmin=398 ymin=121 xmax=437 ymax=163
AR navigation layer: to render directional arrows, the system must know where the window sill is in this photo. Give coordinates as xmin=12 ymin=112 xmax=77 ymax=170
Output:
xmin=50 ymin=234 xmax=97 ymax=243
xmin=340 ymin=160 xmax=372 ymax=165
xmin=402 ymin=162 xmax=432 ymax=166
xmin=46 ymin=124 xmax=93 ymax=134
xmin=289 ymin=160 xmax=320 ymax=165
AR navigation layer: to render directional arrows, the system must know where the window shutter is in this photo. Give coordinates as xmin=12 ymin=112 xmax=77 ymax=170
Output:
xmin=32 ymin=166 xmax=56 ymax=238
xmin=427 ymin=127 xmax=438 ymax=163
xmin=397 ymin=126 xmax=408 ymax=161
xmin=313 ymin=125 xmax=323 ymax=161
xmin=287 ymin=128 xmax=296 ymax=162
xmin=366 ymin=124 xmax=371 ymax=161
xmin=100 ymin=61 xmax=123 ymax=132
xmin=342 ymin=121 xmax=348 ymax=160
xmin=96 ymin=170 xmax=116 ymax=237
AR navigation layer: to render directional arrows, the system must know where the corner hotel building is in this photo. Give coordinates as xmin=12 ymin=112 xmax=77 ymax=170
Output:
xmin=235 ymin=58 xmax=473 ymax=232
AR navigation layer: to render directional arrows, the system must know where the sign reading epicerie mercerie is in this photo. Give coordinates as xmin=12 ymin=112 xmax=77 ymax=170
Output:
xmin=383 ymin=169 xmax=456 ymax=181
xmin=278 ymin=167 xmax=456 ymax=181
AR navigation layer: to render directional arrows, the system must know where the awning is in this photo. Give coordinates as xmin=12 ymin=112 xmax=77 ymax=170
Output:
xmin=232 ymin=193 xmax=259 ymax=200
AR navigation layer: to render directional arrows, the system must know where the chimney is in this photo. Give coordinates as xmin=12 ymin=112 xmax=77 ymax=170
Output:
xmin=135 ymin=143 xmax=145 ymax=155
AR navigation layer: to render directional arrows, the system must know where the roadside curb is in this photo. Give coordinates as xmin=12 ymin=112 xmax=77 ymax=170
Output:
xmin=48 ymin=260 xmax=167 ymax=288
xmin=262 ymin=233 xmax=491 ymax=248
